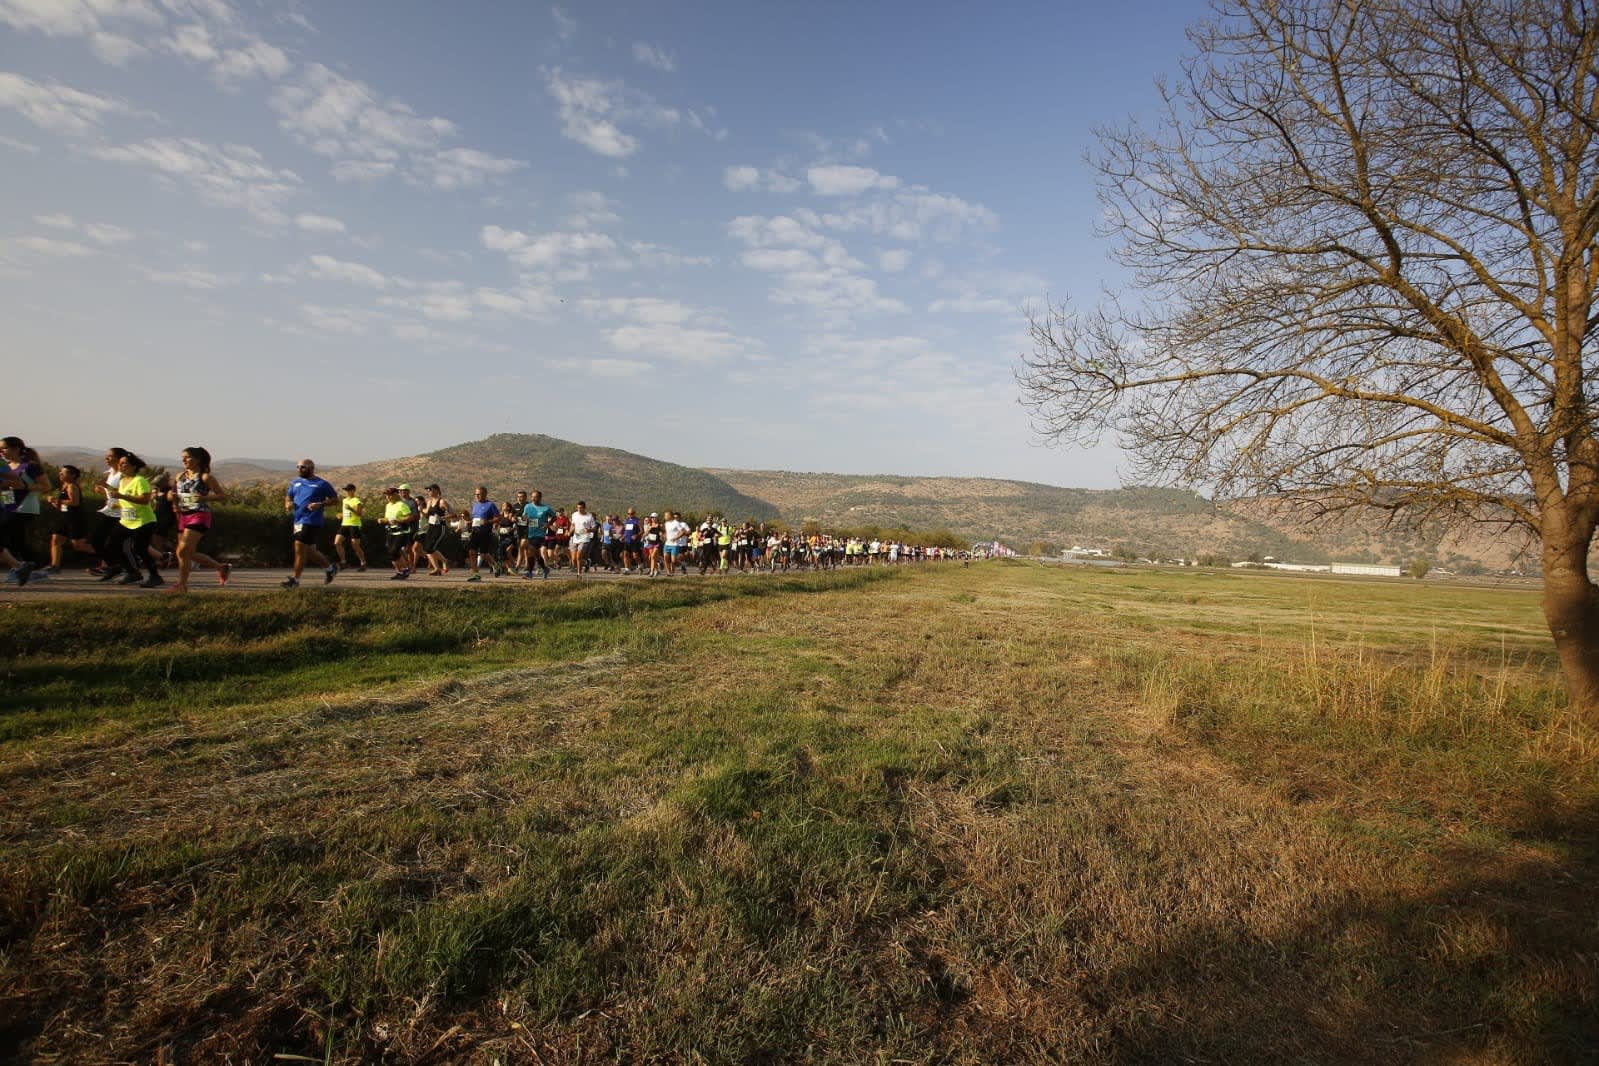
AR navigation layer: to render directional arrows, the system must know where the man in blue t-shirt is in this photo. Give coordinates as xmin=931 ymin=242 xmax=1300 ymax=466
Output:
xmin=282 ymin=458 xmax=339 ymax=588
xmin=620 ymin=506 xmax=643 ymax=573
xmin=467 ymin=486 xmax=502 ymax=580
xmin=520 ymin=489 xmax=555 ymax=579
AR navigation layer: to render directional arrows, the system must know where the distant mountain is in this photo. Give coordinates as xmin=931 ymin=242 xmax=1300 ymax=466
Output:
xmin=708 ymin=469 xmax=1308 ymax=556
xmin=323 ymin=433 xmax=779 ymax=520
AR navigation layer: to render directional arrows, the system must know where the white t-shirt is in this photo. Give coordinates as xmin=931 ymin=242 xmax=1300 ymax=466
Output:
xmin=664 ymin=519 xmax=689 ymax=546
xmin=100 ymin=468 xmax=121 ymax=516
xmin=569 ymin=511 xmax=596 ymax=542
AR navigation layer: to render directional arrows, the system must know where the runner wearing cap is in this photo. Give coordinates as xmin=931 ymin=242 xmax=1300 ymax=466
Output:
xmin=381 ymin=486 xmax=415 ymax=579
xmin=334 ymin=484 xmax=368 ymax=571
xmin=643 ymin=512 xmax=663 ymax=577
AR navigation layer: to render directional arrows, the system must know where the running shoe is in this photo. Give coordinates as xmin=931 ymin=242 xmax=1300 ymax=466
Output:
xmin=324 ymin=562 xmax=338 ymax=584
xmin=523 ymin=569 xmax=534 ymax=580
xmin=467 ymin=573 xmax=481 ymax=582
xmin=98 ymin=568 xmax=122 ymax=582
xmin=217 ymin=563 xmax=231 ymax=586
xmin=120 ymin=573 xmax=143 ymax=585
xmin=3 ymin=569 xmax=16 ymax=585
xmin=24 ymin=565 xmax=46 ymax=585
xmin=281 ymin=576 xmax=299 ymax=588
xmin=391 ymin=569 xmax=409 ymax=581
xmin=356 ymin=565 xmax=367 ymax=573
xmin=140 ymin=574 xmax=165 ymax=588
xmin=42 ymin=565 xmax=60 ymax=575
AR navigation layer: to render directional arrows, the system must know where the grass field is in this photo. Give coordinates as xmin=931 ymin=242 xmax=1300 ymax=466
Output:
xmin=2 ymin=563 xmax=1595 ymax=1063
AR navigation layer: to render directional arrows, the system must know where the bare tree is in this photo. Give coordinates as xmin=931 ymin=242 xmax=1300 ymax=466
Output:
xmin=1020 ymin=0 xmax=1599 ymax=711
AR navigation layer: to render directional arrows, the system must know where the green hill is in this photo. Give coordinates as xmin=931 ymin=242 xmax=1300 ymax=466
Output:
xmin=324 ymin=434 xmax=778 ymax=520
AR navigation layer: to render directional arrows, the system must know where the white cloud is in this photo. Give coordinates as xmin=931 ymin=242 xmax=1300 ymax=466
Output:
xmin=0 ymin=134 xmax=40 ymax=153
xmin=604 ymin=323 xmax=758 ymax=365
xmin=474 ymin=285 xmax=556 ymax=316
xmin=0 ymin=0 xmax=164 ymax=39
xmin=30 ymin=213 xmax=133 ymax=244
xmin=543 ymin=66 xmax=714 ymax=158
xmin=723 ymin=165 xmax=800 ymax=194
xmin=89 ymin=31 xmax=146 ymax=64
xmin=802 ymin=187 xmax=999 ymax=242
xmin=629 ymin=240 xmax=710 ymax=269
xmin=728 ymin=213 xmax=906 ymax=319
xmin=411 ymin=146 xmax=525 ymax=190
xmin=144 ymin=266 xmax=232 ymax=289
xmin=305 ymin=253 xmax=386 ymax=287
xmin=631 ymin=41 xmax=675 ymax=72
xmin=581 ymin=296 xmax=697 ymax=325
xmin=5 ymin=234 xmax=93 ymax=257
xmin=0 ymin=72 xmax=147 ymax=134
xmin=549 ymin=357 xmax=651 ymax=379
xmin=879 ymin=249 xmax=911 ymax=273
xmin=91 ymin=137 xmax=302 ymax=223
xmin=272 ymin=64 xmax=520 ymax=189
xmin=806 ymin=164 xmax=899 ymax=197
xmin=550 ymin=5 xmax=576 ymax=41
xmin=83 ymin=221 xmax=133 ymax=244
xmin=210 ymin=38 xmax=290 ymax=82
xmin=478 ymin=225 xmax=623 ymax=278
xmin=927 ymin=293 xmax=1012 ymax=314
xmin=565 ymin=189 xmax=619 ymax=227
xmin=300 ymin=302 xmax=375 ymax=335
xmin=294 ymin=212 xmax=345 ymax=233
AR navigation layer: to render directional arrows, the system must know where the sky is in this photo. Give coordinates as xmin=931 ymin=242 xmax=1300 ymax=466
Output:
xmin=1 ymin=0 xmax=1206 ymax=488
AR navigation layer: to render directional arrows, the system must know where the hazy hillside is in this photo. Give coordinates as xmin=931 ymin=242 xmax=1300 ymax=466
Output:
xmin=706 ymin=469 xmax=1296 ymax=555
xmin=324 ymin=434 xmax=778 ymax=520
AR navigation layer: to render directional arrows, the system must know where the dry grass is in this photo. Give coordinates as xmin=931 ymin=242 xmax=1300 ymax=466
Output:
xmin=1 ymin=563 xmax=1595 ymax=1063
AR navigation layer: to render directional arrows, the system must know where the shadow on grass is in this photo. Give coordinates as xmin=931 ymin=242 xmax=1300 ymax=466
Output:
xmin=1096 ymin=799 xmax=1599 ymax=1065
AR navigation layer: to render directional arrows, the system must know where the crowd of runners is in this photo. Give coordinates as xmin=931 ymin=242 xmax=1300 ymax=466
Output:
xmin=1 ymin=442 xmax=972 ymax=592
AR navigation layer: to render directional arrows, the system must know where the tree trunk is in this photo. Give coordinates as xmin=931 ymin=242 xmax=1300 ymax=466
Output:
xmin=1541 ymin=532 xmax=1599 ymax=716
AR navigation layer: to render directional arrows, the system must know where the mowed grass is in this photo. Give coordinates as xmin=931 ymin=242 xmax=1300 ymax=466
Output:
xmin=1 ymin=563 xmax=1595 ymax=1063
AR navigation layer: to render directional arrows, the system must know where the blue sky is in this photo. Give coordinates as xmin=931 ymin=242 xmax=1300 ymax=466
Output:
xmin=1 ymin=0 xmax=1205 ymax=488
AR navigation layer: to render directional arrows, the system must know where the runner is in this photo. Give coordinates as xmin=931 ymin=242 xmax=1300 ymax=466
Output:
xmin=381 ymin=486 xmax=416 ymax=579
xmin=168 ymin=446 xmax=230 ymax=593
xmin=620 ymin=507 xmax=642 ymax=574
xmin=88 ymin=447 xmax=129 ymax=576
xmin=510 ymin=490 xmax=530 ymax=570
xmin=547 ymin=507 xmax=570 ymax=570
xmin=521 ymin=489 xmax=554 ymax=579
xmin=496 ymin=498 xmax=520 ymax=574
xmin=466 ymin=486 xmax=501 ymax=581
xmin=1 ymin=436 xmax=50 ymax=585
xmin=568 ymin=500 xmax=596 ymax=576
xmin=663 ymin=511 xmax=688 ymax=575
xmin=696 ymin=515 xmax=717 ymax=575
xmin=283 ymin=458 xmax=339 ymax=588
xmin=101 ymin=451 xmax=162 ymax=587
xmin=420 ymin=484 xmax=453 ymax=576
xmin=334 ymin=484 xmax=368 ymax=571
xmin=400 ymin=484 xmax=425 ymax=572
xmin=149 ymin=474 xmax=177 ymax=573
xmin=643 ymin=511 xmax=664 ymax=576
xmin=47 ymin=465 xmax=93 ymax=573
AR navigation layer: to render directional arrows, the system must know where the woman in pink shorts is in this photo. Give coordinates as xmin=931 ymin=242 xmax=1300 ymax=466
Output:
xmin=170 ymin=445 xmax=231 ymax=592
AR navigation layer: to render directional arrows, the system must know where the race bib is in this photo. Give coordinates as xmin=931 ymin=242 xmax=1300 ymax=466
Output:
xmin=294 ymin=523 xmax=305 ymax=534
xmin=178 ymin=492 xmax=202 ymax=510
xmin=471 ymin=517 xmax=485 ymax=527
xmin=428 ymin=515 xmax=440 ymax=526
xmin=122 ymin=503 xmax=138 ymax=521
xmin=0 ymin=489 xmax=14 ymax=507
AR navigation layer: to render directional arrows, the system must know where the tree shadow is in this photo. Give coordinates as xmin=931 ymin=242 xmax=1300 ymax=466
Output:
xmin=1094 ymin=798 xmax=1599 ymax=1064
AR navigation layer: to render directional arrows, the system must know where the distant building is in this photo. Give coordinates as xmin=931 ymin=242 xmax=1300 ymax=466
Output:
xmin=1330 ymin=562 xmax=1403 ymax=577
